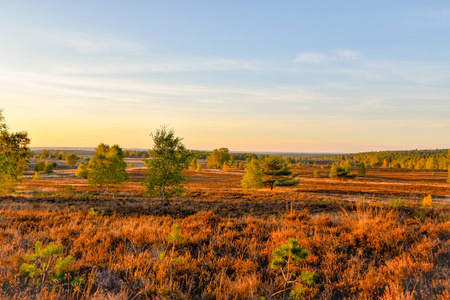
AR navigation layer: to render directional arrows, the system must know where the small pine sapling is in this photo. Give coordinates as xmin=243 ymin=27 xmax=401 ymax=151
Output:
xmin=270 ymin=238 xmax=317 ymax=299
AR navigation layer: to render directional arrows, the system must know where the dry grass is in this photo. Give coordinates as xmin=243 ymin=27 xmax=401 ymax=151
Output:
xmin=0 ymin=167 xmax=449 ymax=299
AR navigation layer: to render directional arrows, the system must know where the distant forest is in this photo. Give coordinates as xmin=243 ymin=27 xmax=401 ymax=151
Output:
xmin=332 ymin=149 xmax=450 ymax=170
xmin=30 ymin=148 xmax=450 ymax=170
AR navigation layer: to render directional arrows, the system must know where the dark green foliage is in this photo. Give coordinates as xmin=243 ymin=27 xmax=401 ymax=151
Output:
xmin=270 ymin=238 xmax=309 ymax=269
xmin=34 ymin=161 xmax=45 ymax=172
xmin=43 ymin=161 xmax=53 ymax=174
xmin=261 ymin=155 xmax=299 ymax=190
xmin=329 ymin=162 xmax=352 ymax=180
xmin=357 ymin=162 xmax=366 ymax=177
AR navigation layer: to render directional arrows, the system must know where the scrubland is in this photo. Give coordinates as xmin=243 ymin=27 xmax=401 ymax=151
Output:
xmin=0 ymin=165 xmax=449 ymax=299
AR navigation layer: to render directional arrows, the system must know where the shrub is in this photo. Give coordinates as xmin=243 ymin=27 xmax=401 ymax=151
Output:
xmin=75 ymin=162 xmax=89 ymax=179
xmin=313 ymin=170 xmax=321 ymax=178
xmin=65 ymin=153 xmax=78 ymax=166
xmin=129 ymin=162 xmax=134 ymax=168
xmin=270 ymin=238 xmax=316 ymax=298
xmin=19 ymin=241 xmax=81 ymax=287
xmin=389 ymin=199 xmax=407 ymax=208
xmin=34 ymin=161 xmax=45 ymax=172
xmin=43 ymin=161 xmax=53 ymax=174
xmin=421 ymin=194 xmax=433 ymax=208
xmin=32 ymin=172 xmax=41 ymax=180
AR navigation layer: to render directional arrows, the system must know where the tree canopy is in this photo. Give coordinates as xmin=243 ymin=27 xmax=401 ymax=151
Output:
xmin=0 ymin=109 xmax=30 ymax=181
xmin=0 ymin=109 xmax=30 ymax=194
xmin=260 ymin=155 xmax=299 ymax=190
xmin=241 ymin=158 xmax=264 ymax=191
xmin=87 ymin=144 xmax=129 ymax=194
xmin=142 ymin=126 xmax=191 ymax=202
xmin=207 ymin=148 xmax=231 ymax=169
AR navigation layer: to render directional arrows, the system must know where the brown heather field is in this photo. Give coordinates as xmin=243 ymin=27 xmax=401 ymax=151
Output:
xmin=0 ymin=162 xmax=449 ymax=299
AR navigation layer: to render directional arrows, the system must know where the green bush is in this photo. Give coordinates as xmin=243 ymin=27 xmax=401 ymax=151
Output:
xmin=19 ymin=241 xmax=82 ymax=287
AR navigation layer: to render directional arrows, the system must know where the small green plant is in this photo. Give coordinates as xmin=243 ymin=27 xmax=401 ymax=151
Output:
xmin=19 ymin=241 xmax=81 ymax=287
xmin=313 ymin=170 xmax=321 ymax=178
xmin=271 ymin=195 xmax=281 ymax=201
xmin=389 ymin=199 xmax=407 ymax=208
xmin=89 ymin=207 xmax=104 ymax=216
xmin=421 ymin=194 xmax=433 ymax=208
xmin=270 ymin=238 xmax=317 ymax=298
xmin=156 ymin=224 xmax=186 ymax=291
xmin=32 ymin=171 xmax=41 ymax=180
xmin=129 ymin=162 xmax=134 ymax=168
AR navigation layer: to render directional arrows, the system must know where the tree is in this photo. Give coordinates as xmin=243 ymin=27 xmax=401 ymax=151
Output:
xmin=0 ymin=155 xmax=14 ymax=194
xmin=329 ymin=162 xmax=352 ymax=180
xmin=0 ymin=110 xmax=30 ymax=194
xmin=207 ymin=148 xmax=231 ymax=169
xmin=0 ymin=110 xmax=30 ymax=181
xmin=357 ymin=162 xmax=366 ymax=177
xmin=75 ymin=162 xmax=88 ymax=179
xmin=196 ymin=162 xmax=202 ymax=173
xmin=65 ymin=154 xmax=78 ymax=166
xmin=34 ymin=161 xmax=46 ymax=172
xmin=43 ymin=161 xmax=53 ymax=174
xmin=87 ymin=144 xmax=129 ymax=194
xmin=260 ymin=155 xmax=299 ymax=190
xmin=189 ymin=157 xmax=197 ymax=170
xmin=241 ymin=159 xmax=264 ymax=191
xmin=142 ymin=126 xmax=191 ymax=202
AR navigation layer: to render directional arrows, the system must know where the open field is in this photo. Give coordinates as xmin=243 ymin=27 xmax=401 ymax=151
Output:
xmin=1 ymin=164 xmax=449 ymax=299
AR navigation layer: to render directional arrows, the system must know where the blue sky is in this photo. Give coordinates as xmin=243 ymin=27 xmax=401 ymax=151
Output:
xmin=1 ymin=1 xmax=449 ymax=152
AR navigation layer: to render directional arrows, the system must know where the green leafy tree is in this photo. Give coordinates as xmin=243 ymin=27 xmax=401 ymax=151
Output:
xmin=357 ymin=162 xmax=366 ymax=177
xmin=261 ymin=155 xmax=299 ymax=190
xmin=75 ymin=162 xmax=89 ymax=179
xmin=142 ymin=126 xmax=191 ymax=202
xmin=40 ymin=149 xmax=50 ymax=159
xmin=0 ymin=109 xmax=30 ymax=181
xmin=43 ymin=161 xmax=53 ymax=174
xmin=196 ymin=162 xmax=202 ymax=173
xmin=87 ymin=144 xmax=129 ymax=194
xmin=34 ymin=160 xmax=45 ymax=172
xmin=65 ymin=153 xmax=78 ymax=166
xmin=207 ymin=148 xmax=231 ymax=169
xmin=329 ymin=162 xmax=351 ymax=180
xmin=189 ymin=157 xmax=197 ymax=170
xmin=241 ymin=159 xmax=264 ymax=191
xmin=0 ymin=155 xmax=14 ymax=194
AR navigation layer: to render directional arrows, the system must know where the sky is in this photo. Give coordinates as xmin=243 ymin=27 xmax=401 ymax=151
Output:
xmin=0 ymin=1 xmax=449 ymax=153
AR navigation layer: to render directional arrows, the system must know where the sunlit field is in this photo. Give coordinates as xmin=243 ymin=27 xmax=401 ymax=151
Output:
xmin=1 ymin=161 xmax=449 ymax=299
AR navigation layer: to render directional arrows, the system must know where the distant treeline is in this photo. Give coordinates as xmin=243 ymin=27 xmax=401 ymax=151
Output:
xmin=332 ymin=149 xmax=450 ymax=170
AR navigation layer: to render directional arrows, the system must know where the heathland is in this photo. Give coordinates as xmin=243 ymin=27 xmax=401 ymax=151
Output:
xmin=1 ymin=155 xmax=449 ymax=299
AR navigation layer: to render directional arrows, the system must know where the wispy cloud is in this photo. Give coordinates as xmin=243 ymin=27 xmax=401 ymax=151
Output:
xmin=39 ymin=30 xmax=146 ymax=54
xmin=52 ymin=57 xmax=264 ymax=74
xmin=294 ymin=49 xmax=361 ymax=63
xmin=293 ymin=52 xmax=326 ymax=63
xmin=333 ymin=49 xmax=361 ymax=60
